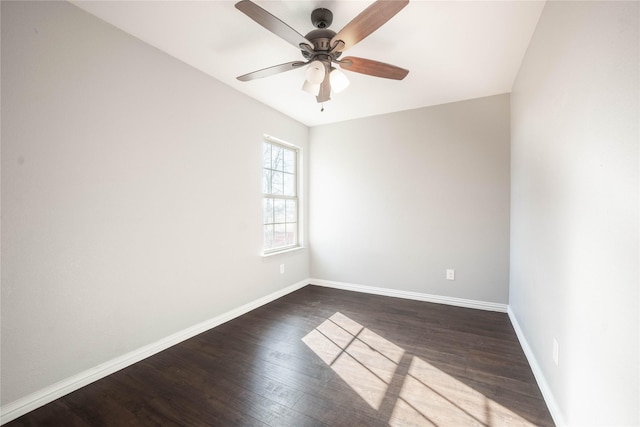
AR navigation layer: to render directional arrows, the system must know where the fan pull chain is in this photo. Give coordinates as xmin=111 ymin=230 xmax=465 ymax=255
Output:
xmin=321 ymin=103 xmax=324 ymax=112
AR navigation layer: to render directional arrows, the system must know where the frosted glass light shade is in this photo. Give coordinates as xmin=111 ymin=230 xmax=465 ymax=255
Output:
xmin=302 ymin=80 xmax=320 ymax=96
xmin=330 ymin=68 xmax=350 ymax=93
xmin=305 ymin=60 xmax=326 ymax=84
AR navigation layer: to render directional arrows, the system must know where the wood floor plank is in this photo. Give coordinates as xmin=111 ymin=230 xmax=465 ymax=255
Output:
xmin=3 ymin=400 xmax=89 ymax=427
xmin=5 ymin=285 xmax=554 ymax=426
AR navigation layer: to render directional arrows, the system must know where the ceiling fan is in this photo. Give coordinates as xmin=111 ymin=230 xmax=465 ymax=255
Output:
xmin=235 ymin=0 xmax=410 ymax=104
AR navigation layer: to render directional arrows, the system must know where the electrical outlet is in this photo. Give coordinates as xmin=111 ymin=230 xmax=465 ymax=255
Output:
xmin=552 ymin=338 xmax=559 ymax=366
xmin=280 ymin=264 xmax=285 ymax=274
xmin=446 ymin=269 xmax=455 ymax=280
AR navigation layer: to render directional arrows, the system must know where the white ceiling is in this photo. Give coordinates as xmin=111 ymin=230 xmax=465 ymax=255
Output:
xmin=71 ymin=0 xmax=545 ymax=127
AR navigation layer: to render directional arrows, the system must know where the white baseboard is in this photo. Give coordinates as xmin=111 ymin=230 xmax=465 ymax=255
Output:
xmin=507 ymin=307 xmax=565 ymax=427
xmin=309 ymin=278 xmax=508 ymax=313
xmin=0 ymin=279 xmax=308 ymax=425
xmin=3 ymin=279 xmax=560 ymax=427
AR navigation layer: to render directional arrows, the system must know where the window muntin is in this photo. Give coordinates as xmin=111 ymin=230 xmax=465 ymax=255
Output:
xmin=263 ymin=139 xmax=298 ymax=253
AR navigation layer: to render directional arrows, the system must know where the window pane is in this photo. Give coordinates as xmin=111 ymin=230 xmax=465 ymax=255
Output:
xmin=271 ymin=171 xmax=283 ymax=195
xmin=263 ymin=198 xmax=274 ymax=224
xmin=284 ymin=149 xmax=295 ymax=174
xmin=263 ymin=170 xmax=272 ymax=194
xmin=274 ymin=199 xmax=286 ymax=223
xmin=286 ymin=199 xmax=297 ymax=222
xmin=263 ymin=140 xmax=299 ymax=252
xmin=263 ymin=225 xmax=274 ymax=249
xmin=263 ymin=142 xmax=271 ymax=169
xmin=286 ymin=223 xmax=297 ymax=245
xmin=272 ymin=145 xmax=284 ymax=171
xmin=274 ymin=224 xmax=286 ymax=247
xmin=284 ymin=172 xmax=295 ymax=196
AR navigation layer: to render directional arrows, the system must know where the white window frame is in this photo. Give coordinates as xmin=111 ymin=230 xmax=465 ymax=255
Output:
xmin=262 ymin=135 xmax=300 ymax=255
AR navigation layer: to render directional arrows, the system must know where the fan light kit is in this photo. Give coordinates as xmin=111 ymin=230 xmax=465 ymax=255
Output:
xmin=235 ymin=0 xmax=410 ymax=107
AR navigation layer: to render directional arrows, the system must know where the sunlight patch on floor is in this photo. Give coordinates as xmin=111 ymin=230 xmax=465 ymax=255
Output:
xmin=390 ymin=356 xmax=535 ymax=426
xmin=302 ymin=312 xmax=539 ymax=427
xmin=302 ymin=312 xmax=404 ymax=409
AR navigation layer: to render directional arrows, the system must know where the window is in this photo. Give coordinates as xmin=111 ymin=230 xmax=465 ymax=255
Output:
xmin=263 ymin=137 xmax=299 ymax=253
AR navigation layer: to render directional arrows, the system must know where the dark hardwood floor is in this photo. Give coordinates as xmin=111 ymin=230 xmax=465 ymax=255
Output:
xmin=5 ymin=285 xmax=555 ymax=426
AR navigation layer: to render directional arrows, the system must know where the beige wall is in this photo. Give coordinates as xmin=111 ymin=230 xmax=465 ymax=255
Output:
xmin=510 ymin=1 xmax=639 ymax=425
xmin=1 ymin=0 xmax=309 ymax=405
xmin=309 ymin=94 xmax=511 ymax=304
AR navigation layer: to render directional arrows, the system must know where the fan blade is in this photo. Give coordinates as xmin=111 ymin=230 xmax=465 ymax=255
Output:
xmin=331 ymin=0 xmax=409 ymax=52
xmin=316 ymin=68 xmax=331 ymax=103
xmin=235 ymin=0 xmax=311 ymax=49
xmin=237 ymin=61 xmax=306 ymax=82
xmin=340 ymin=56 xmax=409 ymax=80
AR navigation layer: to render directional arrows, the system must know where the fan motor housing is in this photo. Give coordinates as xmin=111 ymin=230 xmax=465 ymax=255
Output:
xmin=304 ymin=29 xmax=336 ymax=52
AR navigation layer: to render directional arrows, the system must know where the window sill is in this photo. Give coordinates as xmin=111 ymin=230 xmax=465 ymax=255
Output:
xmin=262 ymin=246 xmax=305 ymax=258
